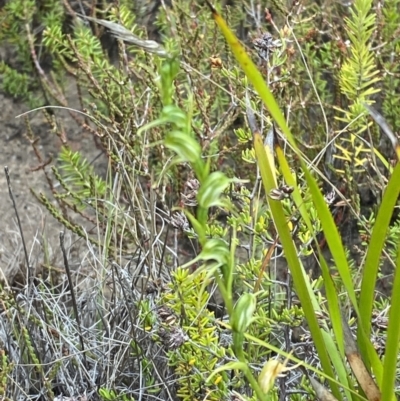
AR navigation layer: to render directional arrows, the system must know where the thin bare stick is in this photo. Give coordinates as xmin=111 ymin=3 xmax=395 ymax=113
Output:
xmin=59 ymin=231 xmax=88 ymax=370
xmin=4 ymin=166 xmax=32 ymax=290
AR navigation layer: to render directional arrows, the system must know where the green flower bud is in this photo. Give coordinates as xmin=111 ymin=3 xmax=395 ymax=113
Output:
xmin=231 ymin=293 xmax=257 ymax=333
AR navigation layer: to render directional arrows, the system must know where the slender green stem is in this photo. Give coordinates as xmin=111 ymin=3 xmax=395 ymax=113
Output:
xmin=234 ymin=337 xmax=268 ymax=401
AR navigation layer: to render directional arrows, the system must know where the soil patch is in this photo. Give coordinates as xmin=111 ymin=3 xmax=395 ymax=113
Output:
xmin=0 ymin=84 xmax=106 ymax=285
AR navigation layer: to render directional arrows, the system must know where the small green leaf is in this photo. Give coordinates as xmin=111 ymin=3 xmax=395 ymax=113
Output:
xmin=197 ymin=172 xmax=231 ymax=209
xmin=199 ymin=238 xmax=230 ymax=266
xmin=165 ymin=130 xmax=202 ymax=165
xmin=161 ymin=105 xmax=188 ymax=130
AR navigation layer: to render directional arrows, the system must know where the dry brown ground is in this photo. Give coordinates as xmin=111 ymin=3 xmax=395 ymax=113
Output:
xmin=0 ymin=84 xmax=107 ymax=286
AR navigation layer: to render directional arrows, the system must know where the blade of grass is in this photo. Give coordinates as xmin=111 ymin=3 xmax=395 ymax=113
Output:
xmin=275 ymin=137 xmax=313 ymax=231
xmin=280 ymin=145 xmax=355 ymax=399
xmin=302 ymin=169 xmax=358 ymax=308
xmin=301 ymin=161 xmax=385 ymax=391
xmin=357 ymin=164 xmax=400 ymax=375
xmin=204 ymin=2 xmax=384 ymax=396
xmin=321 ymin=331 xmax=354 ymax=401
xmin=319 ymin=256 xmax=344 ymax=356
xmin=204 ymin=0 xmax=360 ymax=313
xmin=204 ymin=4 xmax=345 ymax=398
xmin=381 ymin=235 xmax=400 ymax=401
xmin=253 ymin=130 xmax=342 ymax=400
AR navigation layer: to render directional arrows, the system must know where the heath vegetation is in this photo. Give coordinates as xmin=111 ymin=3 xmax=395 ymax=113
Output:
xmin=0 ymin=0 xmax=399 ymax=400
